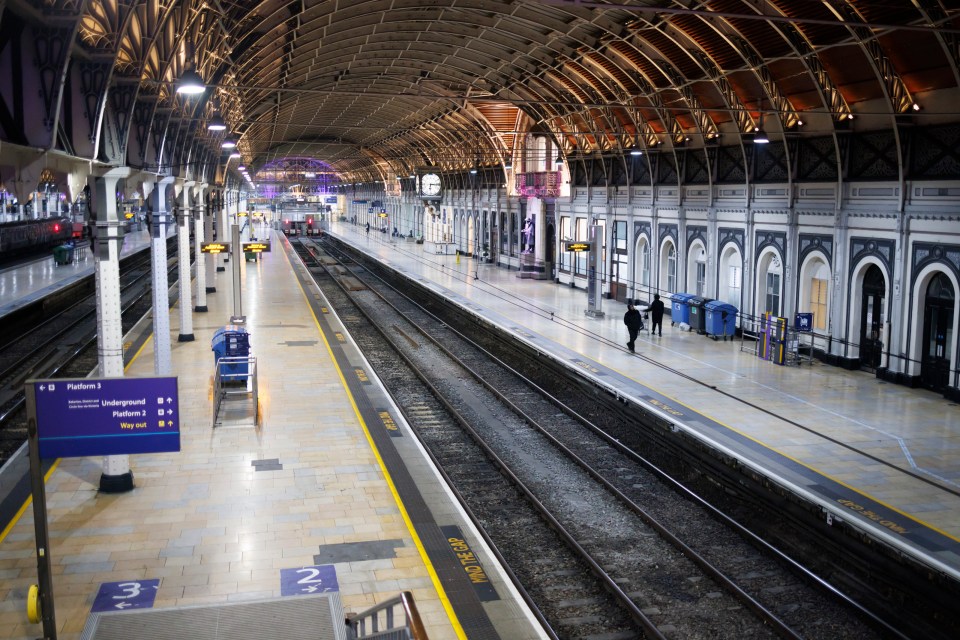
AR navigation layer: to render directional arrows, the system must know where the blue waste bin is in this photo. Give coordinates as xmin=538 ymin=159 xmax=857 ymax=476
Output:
xmin=669 ymin=293 xmax=696 ymax=326
xmin=212 ymin=325 xmax=250 ymax=381
xmin=704 ymin=300 xmax=738 ymax=340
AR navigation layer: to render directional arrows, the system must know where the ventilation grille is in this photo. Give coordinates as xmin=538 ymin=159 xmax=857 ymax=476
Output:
xmin=81 ymin=593 xmax=346 ymax=640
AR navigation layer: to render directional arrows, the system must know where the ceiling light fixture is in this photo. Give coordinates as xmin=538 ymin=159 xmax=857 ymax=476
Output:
xmin=207 ymin=113 xmax=226 ymax=131
xmin=221 ymin=140 xmax=237 ymax=149
xmin=176 ymin=68 xmax=205 ymax=95
xmin=753 ymin=114 xmax=769 ymax=144
xmin=555 ymin=154 xmax=564 ymax=168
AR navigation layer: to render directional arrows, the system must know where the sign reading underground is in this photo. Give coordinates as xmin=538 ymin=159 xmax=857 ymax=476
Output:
xmin=31 ymin=377 xmax=180 ymax=458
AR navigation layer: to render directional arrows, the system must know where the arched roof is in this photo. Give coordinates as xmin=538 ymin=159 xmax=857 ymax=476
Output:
xmin=4 ymin=0 xmax=959 ymax=184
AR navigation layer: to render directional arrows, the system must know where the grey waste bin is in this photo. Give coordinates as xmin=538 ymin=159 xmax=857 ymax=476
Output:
xmin=689 ymin=297 xmax=713 ymax=334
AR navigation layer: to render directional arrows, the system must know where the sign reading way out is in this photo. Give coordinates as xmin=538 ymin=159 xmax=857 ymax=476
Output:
xmin=31 ymin=377 xmax=180 ymax=458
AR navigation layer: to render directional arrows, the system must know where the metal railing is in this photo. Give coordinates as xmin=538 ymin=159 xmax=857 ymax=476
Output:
xmin=212 ymin=356 xmax=259 ymax=428
xmin=345 ymin=591 xmax=428 ymax=640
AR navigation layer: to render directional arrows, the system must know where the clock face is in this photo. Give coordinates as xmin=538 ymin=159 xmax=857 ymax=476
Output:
xmin=421 ymin=173 xmax=441 ymax=196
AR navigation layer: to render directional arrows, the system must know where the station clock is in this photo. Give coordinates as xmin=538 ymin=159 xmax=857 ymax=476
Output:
xmin=420 ymin=172 xmax=441 ymax=198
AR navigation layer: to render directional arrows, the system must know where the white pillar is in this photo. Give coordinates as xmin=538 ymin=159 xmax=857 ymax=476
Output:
xmin=90 ymin=168 xmax=134 ymax=492
xmin=150 ymin=177 xmax=176 ymax=375
xmin=193 ymin=184 xmax=208 ymax=313
xmin=205 ymin=190 xmax=217 ymax=293
xmin=177 ymin=182 xmax=195 ymax=342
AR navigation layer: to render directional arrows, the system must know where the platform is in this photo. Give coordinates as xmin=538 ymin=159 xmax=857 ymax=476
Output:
xmin=0 ymin=229 xmax=546 ymax=640
xmin=0 ymin=225 xmax=174 ymax=320
xmin=326 ymin=218 xmax=960 ymax=578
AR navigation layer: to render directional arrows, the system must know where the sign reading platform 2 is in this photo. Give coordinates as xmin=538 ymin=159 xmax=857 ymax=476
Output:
xmin=31 ymin=377 xmax=180 ymax=458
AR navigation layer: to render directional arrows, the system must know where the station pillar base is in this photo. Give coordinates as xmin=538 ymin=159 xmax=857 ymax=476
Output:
xmin=99 ymin=471 xmax=134 ymax=493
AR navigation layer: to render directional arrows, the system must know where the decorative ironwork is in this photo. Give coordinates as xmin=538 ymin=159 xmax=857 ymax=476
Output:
xmin=683 ymin=150 xmax=709 ymax=184
xmin=718 ymin=227 xmax=744 ymax=256
xmin=912 ymin=242 xmax=960 ymax=282
xmin=630 ymin=153 xmax=650 ymax=185
xmin=756 ymin=231 xmax=786 ymax=257
xmin=799 ymin=234 xmax=833 ymax=266
xmin=849 ymin=131 xmax=899 ymax=180
xmin=850 ymin=237 xmax=896 ymax=277
xmin=753 ymin=143 xmax=789 ymax=183
xmin=797 ymin=136 xmax=838 ymax=181
xmin=909 ymin=124 xmax=960 ymax=178
xmin=716 ymin=146 xmax=745 ymax=184
xmin=658 ymin=223 xmax=677 ymax=246
xmin=656 ymin=152 xmax=677 ymax=184
xmin=633 ymin=220 xmax=651 ymax=243
xmin=686 ymin=225 xmax=706 ymax=248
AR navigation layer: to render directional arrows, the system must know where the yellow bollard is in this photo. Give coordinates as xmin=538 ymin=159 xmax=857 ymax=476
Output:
xmin=456 ymin=252 xmax=460 ymax=265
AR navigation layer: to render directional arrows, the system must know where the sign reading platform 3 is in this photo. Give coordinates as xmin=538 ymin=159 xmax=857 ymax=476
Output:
xmin=30 ymin=377 xmax=180 ymax=458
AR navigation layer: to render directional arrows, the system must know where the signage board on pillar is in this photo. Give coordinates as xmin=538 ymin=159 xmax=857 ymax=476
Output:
xmin=564 ymin=241 xmax=591 ymax=253
xmin=585 ymin=225 xmax=604 ymax=318
xmin=29 ymin=377 xmax=180 ymax=458
xmin=201 ymin=242 xmax=231 ymax=254
xmin=242 ymin=242 xmax=271 ymax=254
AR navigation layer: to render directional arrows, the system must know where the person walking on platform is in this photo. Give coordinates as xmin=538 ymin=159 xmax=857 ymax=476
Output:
xmin=650 ymin=294 xmax=665 ymax=336
xmin=624 ymin=303 xmax=643 ymax=352
xmin=365 ymin=222 xmax=370 ymax=234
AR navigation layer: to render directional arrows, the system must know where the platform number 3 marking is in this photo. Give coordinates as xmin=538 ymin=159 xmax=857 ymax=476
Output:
xmin=114 ymin=582 xmax=143 ymax=599
xmin=92 ymin=578 xmax=160 ymax=612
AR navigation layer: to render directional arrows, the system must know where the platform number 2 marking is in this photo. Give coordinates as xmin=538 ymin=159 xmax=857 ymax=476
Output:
xmin=280 ymin=565 xmax=339 ymax=596
xmin=296 ymin=568 xmax=326 ymax=593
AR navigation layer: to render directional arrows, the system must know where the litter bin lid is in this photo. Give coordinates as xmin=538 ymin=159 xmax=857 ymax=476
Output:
xmin=689 ymin=296 xmax=711 ymax=306
xmin=669 ymin=292 xmax=697 ymax=303
xmin=212 ymin=324 xmax=248 ymax=343
xmin=705 ymin=300 xmax=737 ymax=312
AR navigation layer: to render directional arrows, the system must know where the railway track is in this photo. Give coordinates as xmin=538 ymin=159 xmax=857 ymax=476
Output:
xmin=292 ymin=237 xmax=891 ymax=640
xmin=0 ymin=241 xmax=180 ymax=466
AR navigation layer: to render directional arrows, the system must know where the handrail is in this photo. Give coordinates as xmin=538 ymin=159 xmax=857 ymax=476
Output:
xmin=345 ymin=591 xmax=429 ymax=640
xmin=212 ymin=356 xmax=259 ymax=428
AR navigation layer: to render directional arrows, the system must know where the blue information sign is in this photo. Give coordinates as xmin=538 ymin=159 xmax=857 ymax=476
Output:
xmin=32 ymin=377 xmax=180 ymax=459
xmin=795 ymin=312 xmax=813 ymax=332
xmin=280 ymin=565 xmax=339 ymax=596
xmin=91 ymin=579 xmax=160 ymax=612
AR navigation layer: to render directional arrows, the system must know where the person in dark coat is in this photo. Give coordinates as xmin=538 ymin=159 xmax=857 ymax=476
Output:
xmin=623 ymin=303 xmax=643 ymax=352
xmin=649 ymin=294 xmax=665 ymax=336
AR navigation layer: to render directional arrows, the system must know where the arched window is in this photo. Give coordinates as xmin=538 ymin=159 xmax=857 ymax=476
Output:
xmin=764 ymin=254 xmax=783 ymax=316
xmin=661 ymin=241 xmax=677 ymax=294
xmin=719 ymin=247 xmax=743 ymax=308
xmin=687 ymin=242 xmax=707 ymax=296
xmin=640 ymin=239 xmax=650 ymax=289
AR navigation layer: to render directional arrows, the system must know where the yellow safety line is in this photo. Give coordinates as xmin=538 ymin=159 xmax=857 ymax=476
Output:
xmin=605 ymin=357 xmax=960 ymax=543
xmin=0 ymin=460 xmax=61 ymax=544
xmin=0 ymin=319 xmax=153 ymax=545
xmin=285 ymin=240 xmax=468 ymax=639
